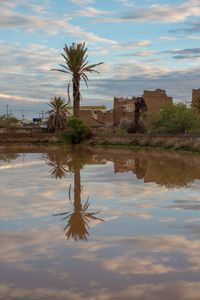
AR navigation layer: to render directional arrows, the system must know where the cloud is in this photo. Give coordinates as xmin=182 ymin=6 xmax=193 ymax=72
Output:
xmin=164 ymin=47 xmax=200 ymax=60
xmin=69 ymin=0 xmax=95 ymax=5
xmin=0 ymin=2 xmax=116 ymax=44
xmin=170 ymin=20 xmax=200 ymax=34
xmin=73 ymin=6 xmax=112 ymax=18
xmin=96 ymin=0 xmax=200 ymax=23
xmin=159 ymin=36 xmax=177 ymax=41
xmin=111 ymin=40 xmax=151 ymax=50
xmin=91 ymin=65 xmax=200 ymax=102
xmin=0 ymin=93 xmax=47 ymax=103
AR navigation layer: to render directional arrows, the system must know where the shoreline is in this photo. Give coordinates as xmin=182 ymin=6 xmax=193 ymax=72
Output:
xmin=1 ymin=127 xmax=200 ymax=153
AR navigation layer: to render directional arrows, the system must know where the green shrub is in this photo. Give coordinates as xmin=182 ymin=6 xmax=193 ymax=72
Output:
xmin=147 ymin=103 xmax=200 ymax=134
xmin=64 ymin=116 xmax=92 ymax=143
xmin=0 ymin=115 xmax=19 ymax=128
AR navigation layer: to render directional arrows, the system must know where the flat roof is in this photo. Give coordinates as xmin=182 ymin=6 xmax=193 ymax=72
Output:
xmin=66 ymin=105 xmax=107 ymax=109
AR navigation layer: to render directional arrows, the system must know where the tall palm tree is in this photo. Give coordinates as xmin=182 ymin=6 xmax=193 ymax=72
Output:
xmin=47 ymin=96 xmax=69 ymax=132
xmin=52 ymin=42 xmax=103 ymax=117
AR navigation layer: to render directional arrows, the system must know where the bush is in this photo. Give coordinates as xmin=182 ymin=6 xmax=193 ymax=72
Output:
xmin=119 ymin=117 xmax=147 ymax=134
xmin=0 ymin=115 xmax=19 ymax=128
xmin=147 ymin=103 xmax=200 ymax=134
xmin=119 ymin=118 xmax=135 ymax=133
xmin=64 ymin=116 xmax=92 ymax=143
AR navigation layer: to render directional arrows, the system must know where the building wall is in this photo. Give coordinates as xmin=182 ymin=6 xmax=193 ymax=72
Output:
xmin=113 ymin=97 xmax=136 ymax=126
xmin=192 ymin=89 xmax=200 ymax=110
xmin=79 ymin=110 xmax=104 ymax=127
xmin=96 ymin=111 xmax=113 ymax=127
xmin=143 ymin=89 xmax=172 ymax=113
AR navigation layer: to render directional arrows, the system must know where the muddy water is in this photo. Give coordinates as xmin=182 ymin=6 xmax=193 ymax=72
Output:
xmin=1 ymin=146 xmax=200 ymax=300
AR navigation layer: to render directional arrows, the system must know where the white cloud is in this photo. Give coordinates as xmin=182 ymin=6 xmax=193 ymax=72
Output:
xmin=160 ymin=36 xmax=177 ymax=41
xmin=96 ymin=0 xmax=200 ymax=23
xmin=0 ymin=93 xmax=47 ymax=103
xmin=73 ymin=6 xmax=112 ymax=17
xmin=69 ymin=0 xmax=95 ymax=5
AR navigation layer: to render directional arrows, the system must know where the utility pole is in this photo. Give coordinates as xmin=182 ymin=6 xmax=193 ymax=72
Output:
xmin=21 ymin=109 xmax=24 ymax=120
xmin=6 ymin=105 xmax=8 ymax=118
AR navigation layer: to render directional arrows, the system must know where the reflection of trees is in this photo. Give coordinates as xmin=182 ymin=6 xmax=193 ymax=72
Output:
xmin=144 ymin=158 xmax=197 ymax=189
xmin=44 ymin=147 xmax=93 ymax=179
xmin=45 ymin=152 xmax=69 ymax=179
xmin=46 ymin=147 xmax=104 ymax=241
xmin=45 ymin=146 xmax=200 ymax=191
xmin=0 ymin=152 xmax=19 ymax=162
xmin=54 ymin=169 xmax=103 ymax=241
xmin=95 ymin=149 xmax=200 ymax=189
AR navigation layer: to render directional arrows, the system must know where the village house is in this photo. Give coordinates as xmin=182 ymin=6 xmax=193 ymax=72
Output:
xmin=69 ymin=89 xmax=173 ymax=128
xmin=67 ymin=105 xmax=107 ymax=128
xmin=191 ymin=89 xmax=200 ymax=111
xmin=112 ymin=89 xmax=173 ymax=127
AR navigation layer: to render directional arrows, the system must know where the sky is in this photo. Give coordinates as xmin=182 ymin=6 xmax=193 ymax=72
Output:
xmin=1 ymin=0 xmax=200 ymax=119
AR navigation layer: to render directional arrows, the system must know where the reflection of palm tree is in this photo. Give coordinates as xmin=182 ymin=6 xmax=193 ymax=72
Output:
xmin=53 ymin=167 xmax=104 ymax=241
xmin=44 ymin=147 xmax=93 ymax=179
xmin=44 ymin=151 xmax=70 ymax=179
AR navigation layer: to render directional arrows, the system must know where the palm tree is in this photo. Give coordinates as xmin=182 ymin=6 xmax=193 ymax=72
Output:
xmin=47 ymin=96 xmax=69 ymax=132
xmin=52 ymin=42 xmax=103 ymax=117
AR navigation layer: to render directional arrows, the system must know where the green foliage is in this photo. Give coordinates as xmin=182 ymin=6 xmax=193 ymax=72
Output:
xmin=52 ymin=42 xmax=103 ymax=117
xmin=148 ymin=103 xmax=200 ymax=134
xmin=115 ymin=127 xmax=128 ymax=136
xmin=64 ymin=116 xmax=92 ymax=144
xmin=47 ymin=96 xmax=69 ymax=132
xmin=0 ymin=115 xmax=18 ymax=128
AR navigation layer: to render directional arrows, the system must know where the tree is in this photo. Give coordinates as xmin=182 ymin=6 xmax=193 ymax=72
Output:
xmin=134 ymin=97 xmax=148 ymax=132
xmin=148 ymin=103 xmax=200 ymax=134
xmin=52 ymin=42 xmax=103 ymax=117
xmin=47 ymin=96 xmax=69 ymax=132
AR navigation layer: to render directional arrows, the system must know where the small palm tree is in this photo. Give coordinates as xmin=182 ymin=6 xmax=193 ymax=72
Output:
xmin=47 ymin=96 xmax=69 ymax=132
xmin=52 ymin=42 xmax=103 ymax=117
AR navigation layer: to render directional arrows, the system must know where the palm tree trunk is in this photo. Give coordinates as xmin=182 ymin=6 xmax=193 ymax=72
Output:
xmin=74 ymin=168 xmax=81 ymax=210
xmin=73 ymin=75 xmax=80 ymax=117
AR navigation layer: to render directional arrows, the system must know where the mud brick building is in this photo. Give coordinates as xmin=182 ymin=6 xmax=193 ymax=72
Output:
xmin=142 ymin=89 xmax=173 ymax=113
xmin=69 ymin=89 xmax=173 ymax=128
xmin=112 ymin=89 xmax=173 ymax=126
xmin=113 ymin=97 xmax=136 ymax=126
xmin=191 ymin=89 xmax=200 ymax=111
xmin=96 ymin=110 xmax=113 ymax=127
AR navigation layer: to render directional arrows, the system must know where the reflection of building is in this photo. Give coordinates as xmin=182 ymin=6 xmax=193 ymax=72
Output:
xmin=91 ymin=148 xmax=200 ymax=188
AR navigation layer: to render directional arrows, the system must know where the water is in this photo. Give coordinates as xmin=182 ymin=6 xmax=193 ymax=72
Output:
xmin=1 ymin=146 xmax=200 ymax=299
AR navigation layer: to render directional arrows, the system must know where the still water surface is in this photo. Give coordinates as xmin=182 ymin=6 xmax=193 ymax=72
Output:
xmin=1 ymin=146 xmax=200 ymax=299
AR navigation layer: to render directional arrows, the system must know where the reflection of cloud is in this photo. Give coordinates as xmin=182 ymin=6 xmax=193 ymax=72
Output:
xmin=0 ymin=160 xmax=43 ymax=170
xmin=102 ymin=256 xmax=173 ymax=274
xmin=2 ymin=281 xmax=200 ymax=300
xmin=72 ymin=233 xmax=200 ymax=276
